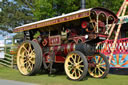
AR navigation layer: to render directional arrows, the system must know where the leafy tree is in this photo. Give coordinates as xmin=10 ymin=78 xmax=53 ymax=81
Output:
xmin=86 ymin=0 xmax=101 ymax=8
xmin=33 ymin=0 xmax=124 ymax=20
xmin=100 ymin=0 xmax=123 ymax=14
xmin=0 ymin=0 xmax=33 ymax=33
xmin=32 ymin=0 xmax=80 ymax=20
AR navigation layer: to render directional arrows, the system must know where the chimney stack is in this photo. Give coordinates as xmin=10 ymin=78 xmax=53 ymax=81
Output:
xmin=81 ymin=0 xmax=85 ymax=9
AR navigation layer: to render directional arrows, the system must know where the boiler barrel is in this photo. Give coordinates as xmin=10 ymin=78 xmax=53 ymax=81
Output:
xmin=50 ymin=43 xmax=95 ymax=56
xmin=75 ymin=43 xmax=95 ymax=56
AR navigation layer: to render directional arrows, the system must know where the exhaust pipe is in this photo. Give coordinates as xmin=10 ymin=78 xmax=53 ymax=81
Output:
xmin=81 ymin=0 xmax=86 ymax=9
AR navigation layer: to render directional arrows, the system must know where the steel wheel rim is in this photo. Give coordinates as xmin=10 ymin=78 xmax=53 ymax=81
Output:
xmin=65 ymin=53 xmax=85 ymax=80
xmin=17 ymin=42 xmax=35 ymax=75
xmin=88 ymin=54 xmax=106 ymax=78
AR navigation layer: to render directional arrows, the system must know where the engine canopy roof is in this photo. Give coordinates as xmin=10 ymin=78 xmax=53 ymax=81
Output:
xmin=13 ymin=7 xmax=118 ymax=33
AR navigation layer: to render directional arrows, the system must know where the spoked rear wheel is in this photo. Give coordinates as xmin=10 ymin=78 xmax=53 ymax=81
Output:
xmin=88 ymin=53 xmax=110 ymax=78
xmin=17 ymin=40 xmax=42 ymax=76
xmin=64 ymin=51 xmax=88 ymax=81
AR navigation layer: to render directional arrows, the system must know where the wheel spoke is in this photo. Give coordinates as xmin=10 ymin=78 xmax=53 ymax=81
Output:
xmin=97 ymin=56 xmax=101 ymax=63
xmin=69 ymin=55 xmax=74 ymax=63
xmin=30 ymin=50 xmax=35 ymax=55
xmin=30 ymin=66 xmax=32 ymax=71
xmin=26 ymin=63 xmax=31 ymax=71
xmin=68 ymin=65 xmax=73 ymax=71
xmin=29 ymin=49 xmax=35 ymax=61
xmin=77 ymin=68 xmax=83 ymax=73
xmin=24 ymin=61 xmax=28 ymax=65
xmin=20 ymin=58 xmax=25 ymax=63
xmin=93 ymin=56 xmax=97 ymax=63
xmin=29 ymin=59 xmax=35 ymax=64
xmin=78 ymin=69 xmax=81 ymax=77
xmin=30 ymin=53 xmax=35 ymax=59
xmin=25 ymin=61 xmax=29 ymax=67
xmin=79 ymin=65 xmax=84 ymax=68
xmin=94 ymin=67 xmax=97 ymax=75
xmin=28 ymin=43 xmax=32 ymax=52
xmin=19 ymin=52 xmax=25 ymax=59
xmin=78 ymin=60 xmax=83 ymax=64
xmin=29 ymin=62 xmax=33 ymax=71
xmin=100 ymin=62 xmax=105 ymax=66
xmin=71 ymin=69 xmax=75 ymax=74
xmin=99 ymin=58 xmax=103 ymax=64
xmin=74 ymin=69 xmax=77 ymax=77
xmin=77 ymin=56 xmax=80 ymax=63
xmin=26 ymin=64 xmax=29 ymax=70
xmin=95 ymin=56 xmax=99 ymax=63
xmin=69 ymin=60 xmax=73 ymax=64
xmin=22 ymin=46 xmax=29 ymax=53
xmin=98 ymin=67 xmax=104 ymax=74
xmin=91 ymin=68 xmax=95 ymax=73
xmin=20 ymin=58 xmax=25 ymax=66
xmin=19 ymin=55 xmax=24 ymax=59
xmin=73 ymin=54 xmax=76 ymax=63
xmin=98 ymin=69 xmax=101 ymax=75
xmin=100 ymin=66 xmax=106 ymax=70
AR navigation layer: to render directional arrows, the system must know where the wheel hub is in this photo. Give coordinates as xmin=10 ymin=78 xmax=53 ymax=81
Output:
xmin=96 ymin=64 xmax=99 ymax=67
xmin=74 ymin=63 xmax=80 ymax=69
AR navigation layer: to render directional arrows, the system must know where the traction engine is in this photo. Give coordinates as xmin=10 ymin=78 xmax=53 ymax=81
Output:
xmin=15 ymin=7 xmax=118 ymax=81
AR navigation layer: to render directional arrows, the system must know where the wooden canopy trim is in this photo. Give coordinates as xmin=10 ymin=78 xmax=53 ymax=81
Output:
xmin=13 ymin=9 xmax=91 ymax=33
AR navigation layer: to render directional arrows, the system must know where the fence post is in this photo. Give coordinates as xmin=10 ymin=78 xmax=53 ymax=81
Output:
xmin=11 ymin=55 xmax=13 ymax=68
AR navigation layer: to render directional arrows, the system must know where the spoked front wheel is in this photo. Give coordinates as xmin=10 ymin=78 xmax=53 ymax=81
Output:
xmin=64 ymin=51 xmax=88 ymax=81
xmin=17 ymin=40 xmax=43 ymax=76
xmin=88 ymin=53 xmax=110 ymax=78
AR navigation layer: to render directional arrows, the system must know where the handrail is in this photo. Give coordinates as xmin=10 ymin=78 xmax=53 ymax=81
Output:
xmin=97 ymin=38 xmax=128 ymax=55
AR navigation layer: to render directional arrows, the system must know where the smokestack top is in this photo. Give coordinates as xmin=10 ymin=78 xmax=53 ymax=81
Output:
xmin=81 ymin=0 xmax=85 ymax=9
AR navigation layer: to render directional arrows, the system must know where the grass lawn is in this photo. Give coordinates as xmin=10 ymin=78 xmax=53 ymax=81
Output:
xmin=0 ymin=65 xmax=128 ymax=85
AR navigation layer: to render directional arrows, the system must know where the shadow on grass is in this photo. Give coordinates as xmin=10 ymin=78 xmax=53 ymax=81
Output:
xmin=36 ymin=70 xmax=91 ymax=81
xmin=13 ymin=65 xmax=108 ymax=82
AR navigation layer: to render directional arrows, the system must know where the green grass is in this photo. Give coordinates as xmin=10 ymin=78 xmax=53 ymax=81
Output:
xmin=0 ymin=65 xmax=128 ymax=85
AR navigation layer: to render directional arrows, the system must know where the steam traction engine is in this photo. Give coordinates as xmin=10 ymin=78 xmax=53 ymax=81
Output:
xmin=14 ymin=8 xmax=118 ymax=81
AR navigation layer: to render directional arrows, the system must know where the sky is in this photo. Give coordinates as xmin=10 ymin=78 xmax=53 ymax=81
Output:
xmin=0 ymin=0 xmax=13 ymax=2
xmin=0 ymin=35 xmax=4 ymax=40
xmin=0 ymin=33 xmax=16 ymax=40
